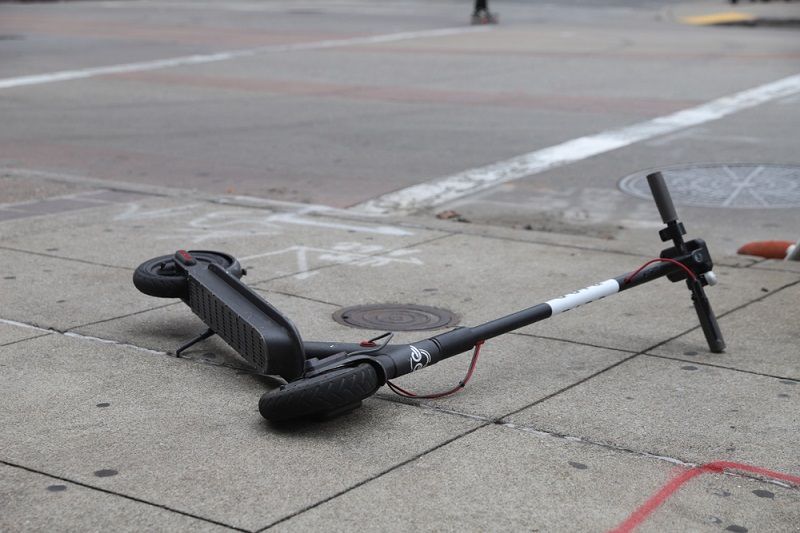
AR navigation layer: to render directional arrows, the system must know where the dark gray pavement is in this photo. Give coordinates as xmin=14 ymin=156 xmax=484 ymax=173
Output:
xmin=1 ymin=1 xmax=799 ymax=531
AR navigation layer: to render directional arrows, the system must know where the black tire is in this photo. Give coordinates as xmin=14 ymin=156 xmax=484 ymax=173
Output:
xmin=259 ymin=363 xmax=379 ymax=422
xmin=133 ymin=250 xmax=242 ymax=299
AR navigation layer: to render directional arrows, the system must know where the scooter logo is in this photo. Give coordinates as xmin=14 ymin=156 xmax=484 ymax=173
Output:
xmin=409 ymin=345 xmax=431 ymax=372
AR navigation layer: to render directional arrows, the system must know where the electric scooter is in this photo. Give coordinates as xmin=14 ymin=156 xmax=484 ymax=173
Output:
xmin=133 ymin=172 xmax=725 ymax=422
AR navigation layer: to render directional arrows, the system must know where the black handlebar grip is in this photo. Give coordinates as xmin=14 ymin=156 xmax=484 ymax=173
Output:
xmin=647 ymin=171 xmax=678 ymax=224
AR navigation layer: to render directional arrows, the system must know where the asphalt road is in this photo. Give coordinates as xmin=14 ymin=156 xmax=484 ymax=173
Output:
xmin=1 ymin=0 xmax=799 ymax=248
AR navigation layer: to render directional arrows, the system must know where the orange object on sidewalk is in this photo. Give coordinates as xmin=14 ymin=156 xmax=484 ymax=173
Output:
xmin=737 ymin=240 xmax=795 ymax=259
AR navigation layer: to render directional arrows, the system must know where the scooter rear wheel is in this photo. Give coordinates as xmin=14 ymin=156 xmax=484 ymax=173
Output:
xmin=259 ymin=363 xmax=379 ymax=422
xmin=133 ymin=250 xmax=242 ymax=299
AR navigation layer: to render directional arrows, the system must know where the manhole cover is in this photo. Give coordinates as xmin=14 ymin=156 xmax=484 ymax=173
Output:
xmin=333 ymin=304 xmax=458 ymax=331
xmin=619 ymin=164 xmax=800 ymax=208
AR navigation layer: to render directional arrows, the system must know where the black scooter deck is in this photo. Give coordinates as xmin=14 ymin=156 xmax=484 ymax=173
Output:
xmin=187 ymin=263 xmax=305 ymax=379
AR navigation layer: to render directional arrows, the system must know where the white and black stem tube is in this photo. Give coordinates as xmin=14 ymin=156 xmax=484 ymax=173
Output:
xmin=385 ymin=260 xmax=684 ymax=379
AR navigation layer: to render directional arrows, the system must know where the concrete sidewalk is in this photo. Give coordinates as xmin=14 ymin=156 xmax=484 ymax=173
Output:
xmin=1 ymin=172 xmax=798 ymax=532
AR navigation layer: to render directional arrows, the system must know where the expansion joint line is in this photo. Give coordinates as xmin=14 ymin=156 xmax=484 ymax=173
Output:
xmin=0 ymin=245 xmax=131 ymax=271
xmin=255 ymin=423 xmax=489 ymax=531
xmin=0 ymin=317 xmax=254 ymax=374
xmin=0 ymin=459 xmax=249 ymax=532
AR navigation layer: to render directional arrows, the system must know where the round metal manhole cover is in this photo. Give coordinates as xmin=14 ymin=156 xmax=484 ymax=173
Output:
xmin=333 ymin=304 xmax=458 ymax=331
xmin=619 ymin=164 xmax=800 ymax=209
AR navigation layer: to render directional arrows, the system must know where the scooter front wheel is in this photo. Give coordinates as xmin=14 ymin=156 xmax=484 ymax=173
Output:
xmin=133 ymin=250 xmax=242 ymax=299
xmin=259 ymin=363 xmax=380 ymax=422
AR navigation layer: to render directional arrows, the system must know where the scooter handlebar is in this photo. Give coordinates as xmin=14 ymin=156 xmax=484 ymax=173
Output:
xmin=647 ymin=171 xmax=678 ymax=224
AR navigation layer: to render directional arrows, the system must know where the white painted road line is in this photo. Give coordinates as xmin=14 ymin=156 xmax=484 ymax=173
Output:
xmin=350 ymin=73 xmax=800 ymax=216
xmin=0 ymin=26 xmax=491 ymax=90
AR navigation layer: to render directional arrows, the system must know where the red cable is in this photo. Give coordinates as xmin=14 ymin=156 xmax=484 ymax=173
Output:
xmin=624 ymin=257 xmax=696 ymax=286
xmin=386 ymin=340 xmax=484 ymax=399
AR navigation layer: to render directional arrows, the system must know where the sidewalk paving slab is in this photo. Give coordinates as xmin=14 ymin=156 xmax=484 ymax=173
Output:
xmin=0 ymin=249 xmax=158 ymax=331
xmin=0 ymin=333 xmax=481 ymax=531
xmin=272 ymin=424 xmax=800 ymax=533
xmin=376 ymin=333 xmax=633 ymax=420
xmin=506 ymin=356 xmax=800 ymax=474
xmin=650 ymin=281 xmax=800 ymax=380
xmin=0 ymin=464 xmax=232 ymax=533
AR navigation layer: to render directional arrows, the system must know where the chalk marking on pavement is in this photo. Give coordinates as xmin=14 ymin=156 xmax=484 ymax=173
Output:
xmin=268 ymin=213 xmax=413 ymax=236
xmin=113 ymin=203 xmax=414 ymax=242
xmin=0 ymin=318 xmax=165 ymax=355
xmin=0 ymin=26 xmax=491 ymax=90
xmin=240 ymin=242 xmax=423 ymax=280
xmin=350 ymin=73 xmax=800 ymax=215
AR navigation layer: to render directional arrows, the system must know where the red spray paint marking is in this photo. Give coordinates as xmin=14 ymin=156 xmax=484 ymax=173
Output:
xmin=609 ymin=461 xmax=800 ymax=533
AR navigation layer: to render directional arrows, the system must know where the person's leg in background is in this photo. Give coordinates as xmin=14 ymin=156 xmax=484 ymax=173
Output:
xmin=472 ymin=0 xmax=498 ymax=24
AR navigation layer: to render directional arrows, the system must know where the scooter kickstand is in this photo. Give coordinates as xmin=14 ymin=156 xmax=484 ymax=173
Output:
xmin=175 ymin=328 xmax=216 ymax=357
